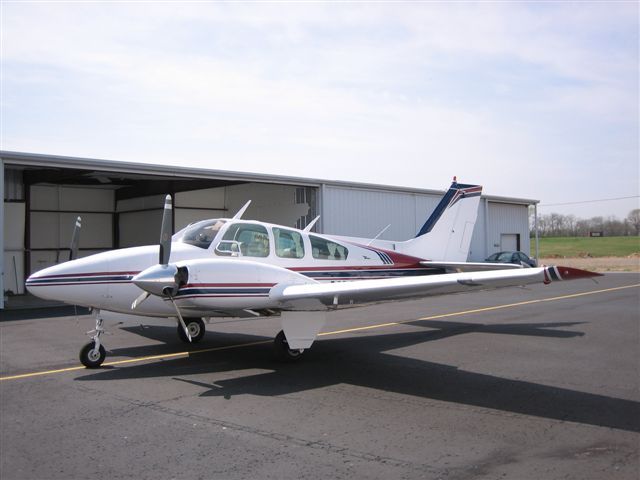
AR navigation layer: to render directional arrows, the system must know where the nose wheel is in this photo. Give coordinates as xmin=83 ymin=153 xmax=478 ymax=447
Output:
xmin=177 ymin=317 xmax=206 ymax=343
xmin=79 ymin=311 xmax=108 ymax=368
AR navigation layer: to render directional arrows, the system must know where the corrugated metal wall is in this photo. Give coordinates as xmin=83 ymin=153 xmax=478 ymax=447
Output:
xmin=322 ymin=186 xmax=530 ymax=261
xmin=485 ymin=202 xmax=530 ymax=257
xmin=321 ymin=186 xmax=440 ymax=241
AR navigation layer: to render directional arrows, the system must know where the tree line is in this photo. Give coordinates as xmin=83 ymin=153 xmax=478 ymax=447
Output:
xmin=529 ymin=209 xmax=640 ymax=237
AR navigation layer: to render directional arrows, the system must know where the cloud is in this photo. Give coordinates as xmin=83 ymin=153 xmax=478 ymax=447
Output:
xmin=1 ymin=2 xmax=637 ymax=217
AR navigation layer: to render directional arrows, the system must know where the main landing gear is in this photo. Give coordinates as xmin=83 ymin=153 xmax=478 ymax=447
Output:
xmin=273 ymin=330 xmax=304 ymax=362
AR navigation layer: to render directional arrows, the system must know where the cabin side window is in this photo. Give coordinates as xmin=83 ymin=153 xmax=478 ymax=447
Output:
xmin=219 ymin=223 xmax=270 ymax=257
xmin=273 ymin=228 xmax=305 ymax=259
xmin=309 ymin=235 xmax=349 ymax=260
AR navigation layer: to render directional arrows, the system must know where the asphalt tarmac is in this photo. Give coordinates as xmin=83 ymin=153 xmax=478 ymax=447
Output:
xmin=1 ymin=273 xmax=639 ymax=479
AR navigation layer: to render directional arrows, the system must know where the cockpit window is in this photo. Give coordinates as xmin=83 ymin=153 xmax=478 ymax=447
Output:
xmin=309 ymin=235 xmax=348 ymax=260
xmin=219 ymin=223 xmax=270 ymax=257
xmin=175 ymin=220 xmax=226 ymax=249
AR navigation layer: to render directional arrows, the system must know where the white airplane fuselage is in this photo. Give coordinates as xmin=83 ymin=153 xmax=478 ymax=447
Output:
xmin=26 ymin=218 xmax=435 ymax=318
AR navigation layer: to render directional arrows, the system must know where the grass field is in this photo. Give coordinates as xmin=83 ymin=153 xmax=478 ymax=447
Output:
xmin=531 ymin=236 xmax=640 ymax=258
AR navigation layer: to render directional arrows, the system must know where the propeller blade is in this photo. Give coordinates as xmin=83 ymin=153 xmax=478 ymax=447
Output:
xmin=70 ymin=216 xmax=82 ymax=260
xmin=167 ymin=294 xmax=191 ymax=342
xmin=131 ymin=291 xmax=150 ymax=310
xmin=159 ymin=195 xmax=173 ymax=265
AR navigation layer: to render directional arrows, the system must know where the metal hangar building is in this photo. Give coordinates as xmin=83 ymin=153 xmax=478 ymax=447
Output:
xmin=1 ymin=151 xmax=538 ymax=309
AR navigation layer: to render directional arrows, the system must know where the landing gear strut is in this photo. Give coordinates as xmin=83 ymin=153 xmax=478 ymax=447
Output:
xmin=273 ymin=330 xmax=304 ymax=362
xmin=177 ymin=317 xmax=206 ymax=343
xmin=79 ymin=313 xmax=106 ymax=368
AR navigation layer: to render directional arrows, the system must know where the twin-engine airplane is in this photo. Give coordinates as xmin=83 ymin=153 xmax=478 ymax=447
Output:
xmin=26 ymin=180 xmax=600 ymax=368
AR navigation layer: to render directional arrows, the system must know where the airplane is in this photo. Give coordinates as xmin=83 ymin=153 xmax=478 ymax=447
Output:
xmin=25 ymin=179 xmax=601 ymax=368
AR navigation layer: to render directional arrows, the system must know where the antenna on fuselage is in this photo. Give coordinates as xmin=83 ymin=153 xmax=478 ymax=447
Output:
xmin=303 ymin=216 xmax=320 ymax=232
xmin=366 ymin=224 xmax=391 ymax=246
xmin=232 ymin=200 xmax=252 ymax=219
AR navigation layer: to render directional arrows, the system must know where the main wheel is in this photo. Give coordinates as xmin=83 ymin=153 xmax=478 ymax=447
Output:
xmin=273 ymin=330 xmax=304 ymax=362
xmin=79 ymin=341 xmax=106 ymax=368
xmin=178 ymin=318 xmax=206 ymax=343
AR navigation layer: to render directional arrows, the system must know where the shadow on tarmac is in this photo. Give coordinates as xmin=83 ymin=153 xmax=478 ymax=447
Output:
xmin=76 ymin=319 xmax=640 ymax=433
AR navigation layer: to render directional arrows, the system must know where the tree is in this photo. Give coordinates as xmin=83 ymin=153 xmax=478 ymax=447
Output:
xmin=627 ymin=209 xmax=640 ymax=236
xmin=604 ymin=216 xmax=626 ymax=236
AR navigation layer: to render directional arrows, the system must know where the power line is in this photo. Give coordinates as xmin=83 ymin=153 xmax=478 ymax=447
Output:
xmin=539 ymin=195 xmax=640 ymax=207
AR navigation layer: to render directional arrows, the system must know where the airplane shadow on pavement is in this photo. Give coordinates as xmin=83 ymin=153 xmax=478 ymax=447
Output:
xmin=76 ymin=319 xmax=640 ymax=433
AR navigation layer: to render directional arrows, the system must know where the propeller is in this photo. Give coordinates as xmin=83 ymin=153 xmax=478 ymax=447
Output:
xmin=159 ymin=194 xmax=173 ymax=265
xmin=129 ymin=195 xmax=192 ymax=342
xmin=70 ymin=216 xmax=82 ymax=260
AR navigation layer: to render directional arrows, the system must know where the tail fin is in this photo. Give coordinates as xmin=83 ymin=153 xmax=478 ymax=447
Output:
xmin=397 ymin=179 xmax=482 ymax=261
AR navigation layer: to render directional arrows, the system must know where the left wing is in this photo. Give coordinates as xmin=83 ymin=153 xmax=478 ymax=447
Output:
xmin=270 ymin=266 xmax=600 ymax=311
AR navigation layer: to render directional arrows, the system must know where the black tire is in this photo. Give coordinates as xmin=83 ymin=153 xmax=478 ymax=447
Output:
xmin=79 ymin=341 xmax=106 ymax=368
xmin=177 ymin=318 xmax=206 ymax=343
xmin=273 ymin=330 xmax=304 ymax=362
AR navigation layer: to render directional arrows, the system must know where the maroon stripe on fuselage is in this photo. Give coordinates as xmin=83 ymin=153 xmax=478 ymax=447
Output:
xmin=33 ymin=271 xmax=140 ymax=279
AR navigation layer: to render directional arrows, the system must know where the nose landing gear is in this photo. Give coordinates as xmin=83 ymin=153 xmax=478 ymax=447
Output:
xmin=79 ymin=312 xmax=107 ymax=368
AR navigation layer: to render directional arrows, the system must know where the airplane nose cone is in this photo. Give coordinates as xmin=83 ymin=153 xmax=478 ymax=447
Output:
xmin=24 ymin=260 xmax=110 ymax=305
xmin=25 ymin=264 xmax=66 ymax=296
xmin=132 ymin=264 xmax=182 ymax=297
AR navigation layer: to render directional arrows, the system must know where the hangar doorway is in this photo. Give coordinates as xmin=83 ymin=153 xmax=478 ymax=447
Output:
xmin=2 ymin=159 xmax=318 ymax=306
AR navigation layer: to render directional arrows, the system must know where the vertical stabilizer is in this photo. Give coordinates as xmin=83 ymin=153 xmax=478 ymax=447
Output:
xmin=397 ymin=180 xmax=482 ymax=261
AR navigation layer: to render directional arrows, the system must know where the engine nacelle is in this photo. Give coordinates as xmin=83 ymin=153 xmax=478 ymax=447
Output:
xmin=172 ymin=258 xmax=316 ymax=311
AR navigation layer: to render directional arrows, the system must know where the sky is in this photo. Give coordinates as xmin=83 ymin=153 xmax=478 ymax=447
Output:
xmin=1 ymin=1 xmax=638 ymax=220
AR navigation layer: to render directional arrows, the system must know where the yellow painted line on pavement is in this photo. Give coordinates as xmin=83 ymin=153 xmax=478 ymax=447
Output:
xmin=318 ymin=283 xmax=640 ymax=336
xmin=1 ymin=283 xmax=638 ymax=382
xmin=0 ymin=340 xmax=271 ymax=382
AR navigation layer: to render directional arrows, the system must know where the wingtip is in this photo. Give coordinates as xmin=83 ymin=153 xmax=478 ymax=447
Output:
xmin=552 ymin=266 xmax=604 ymax=280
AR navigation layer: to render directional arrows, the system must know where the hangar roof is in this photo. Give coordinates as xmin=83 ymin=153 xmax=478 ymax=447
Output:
xmin=1 ymin=150 xmax=538 ymax=205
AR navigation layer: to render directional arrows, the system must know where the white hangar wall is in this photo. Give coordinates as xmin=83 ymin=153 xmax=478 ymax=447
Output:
xmin=321 ymin=185 xmax=441 ymax=242
xmin=320 ymin=185 xmax=532 ymax=262
xmin=485 ymin=201 xmax=531 ymax=256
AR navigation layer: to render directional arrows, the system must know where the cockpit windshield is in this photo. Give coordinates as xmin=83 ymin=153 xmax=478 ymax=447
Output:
xmin=174 ymin=219 xmax=226 ymax=249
